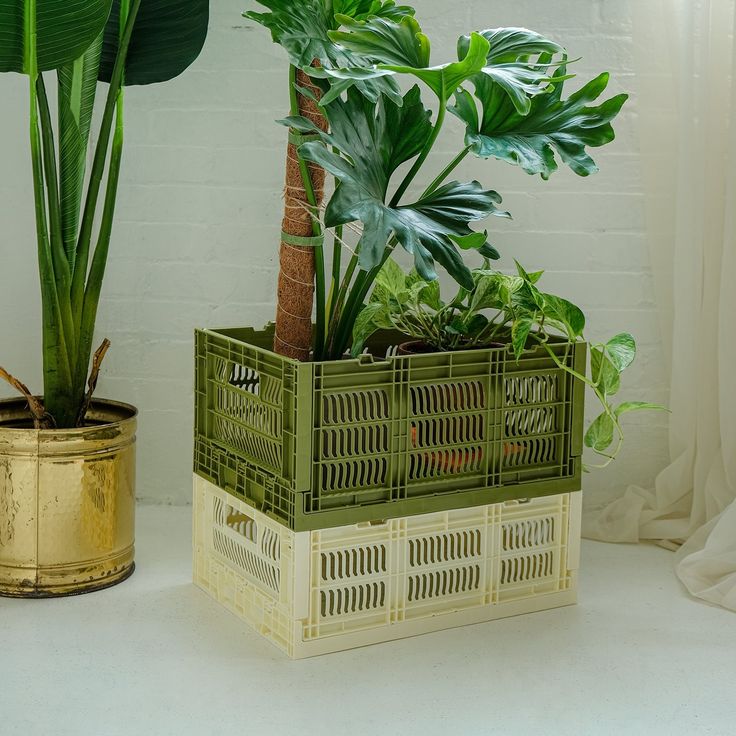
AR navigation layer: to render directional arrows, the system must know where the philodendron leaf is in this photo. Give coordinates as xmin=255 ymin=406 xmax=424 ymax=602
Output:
xmin=615 ymin=401 xmax=668 ymax=418
xmin=605 ymin=333 xmax=636 ymax=372
xmin=328 ymin=17 xmax=491 ymax=102
xmin=450 ymin=67 xmax=628 ymax=179
xmin=450 ymin=230 xmax=499 ymax=260
xmin=330 ymin=13 xmax=430 ymax=68
xmin=298 ymin=87 xmax=509 ymax=286
xmin=333 ymin=0 xmax=415 ymax=22
xmin=0 ymin=0 xmax=112 ymax=74
xmin=246 ymin=0 xmax=412 ymax=103
xmin=585 ymin=411 xmax=615 ymax=452
xmin=474 ymin=27 xmax=564 ymax=62
xmin=457 ymin=28 xmax=566 ymax=115
xmin=99 ymin=0 xmax=209 ymax=86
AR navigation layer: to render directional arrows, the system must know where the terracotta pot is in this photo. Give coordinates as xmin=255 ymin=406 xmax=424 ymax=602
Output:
xmin=0 ymin=398 xmax=137 ymax=598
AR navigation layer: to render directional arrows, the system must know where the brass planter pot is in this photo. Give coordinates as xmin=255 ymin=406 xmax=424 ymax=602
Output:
xmin=0 ymin=398 xmax=136 ymax=598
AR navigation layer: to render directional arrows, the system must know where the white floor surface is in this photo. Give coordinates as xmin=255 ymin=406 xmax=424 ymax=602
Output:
xmin=1 ymin=505 xmax=734 ymax=736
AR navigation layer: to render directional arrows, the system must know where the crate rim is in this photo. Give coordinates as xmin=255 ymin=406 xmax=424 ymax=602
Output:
xmin=198 ymin=324 xmax=583 ymax=369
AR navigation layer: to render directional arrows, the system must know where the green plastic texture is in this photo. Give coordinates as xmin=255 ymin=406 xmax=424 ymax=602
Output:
xmin=194 ymin=325 xmax=586 ymax=532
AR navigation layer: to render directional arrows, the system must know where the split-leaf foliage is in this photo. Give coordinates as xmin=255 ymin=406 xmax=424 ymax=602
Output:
xmin=246 ymin=3 xmax=630 ymax=362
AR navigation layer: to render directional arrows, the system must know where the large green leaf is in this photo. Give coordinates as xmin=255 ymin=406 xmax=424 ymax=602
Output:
xmin=329 ymin=13 xmax=430 ymax=68
xmin=457 ymin=28 xmax=566 ymax=115
xmin=332 ymin=0 xmax=414 ymax=24
xmin=99 ymin=0 xmax=209 ymax=85
xmin=293 ymin=87 xmax=507 ymax=286
xmin=0 ymin=0 xmax=112 ymax=73
xmin=472 ymin=27 xmax=564 ymax=62
xmin=245 ymin=0 xmax=412 ymax=103
xmin=328 ymin=20 xmax=565 ymax=108
xmin=329 ymin=16 xmax=491 ymax=101
xmin=451 ymin=68 xmax=628 ymax=179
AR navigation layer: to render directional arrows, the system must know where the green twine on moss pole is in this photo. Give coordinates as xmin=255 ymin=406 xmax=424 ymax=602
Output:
xmin=280 ymin=231 xmax=324 ymax=248
xmin=288 ymin=131 xmax=321 ymax=147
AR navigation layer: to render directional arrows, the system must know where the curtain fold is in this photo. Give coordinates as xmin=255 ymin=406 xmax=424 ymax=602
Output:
xmin=583 ymin=0 xmax=736 ymax=612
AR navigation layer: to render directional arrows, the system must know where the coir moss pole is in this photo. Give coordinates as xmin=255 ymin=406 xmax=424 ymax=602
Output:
xmin=274 ymin=68 xmax=328 ymax=361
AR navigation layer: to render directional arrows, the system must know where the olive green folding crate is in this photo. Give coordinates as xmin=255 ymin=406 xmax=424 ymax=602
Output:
xmin=194 ymin=325 xmax=586 ymax=532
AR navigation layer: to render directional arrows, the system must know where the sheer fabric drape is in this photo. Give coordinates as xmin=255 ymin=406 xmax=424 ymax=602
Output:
xmin=583 ymin=0 xmax=736 ymax=612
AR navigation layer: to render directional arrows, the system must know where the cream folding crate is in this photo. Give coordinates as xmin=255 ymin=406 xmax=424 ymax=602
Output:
xmin=193 ymin=475 xmax=582 ymax=658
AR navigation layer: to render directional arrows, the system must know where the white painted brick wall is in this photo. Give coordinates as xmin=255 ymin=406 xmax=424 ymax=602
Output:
xmin=0 ymin=0 xmax=669 ymax=506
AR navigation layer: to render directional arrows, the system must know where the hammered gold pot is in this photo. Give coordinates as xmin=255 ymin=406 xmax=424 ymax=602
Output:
xmin=0 ymin=398 xmax=136 ymax=597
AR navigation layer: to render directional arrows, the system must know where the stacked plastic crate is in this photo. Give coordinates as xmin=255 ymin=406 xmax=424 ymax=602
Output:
xmin=193 ymin=325 xmax=585 ymax=658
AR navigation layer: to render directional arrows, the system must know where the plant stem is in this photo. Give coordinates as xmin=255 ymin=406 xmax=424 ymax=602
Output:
xmin=36 ymin=76 xmax=77 ymax=359
xmin=539 ymin=339 xmax=624 ymax=469
xmin=76 ymin=75 xmax=125 ymax=399
xmin=421 ymin=146 xmax=471 ymax=198
xmin=390 ymin=96 xmax=448 ymax=207
xmin=331 ymin=242 xmax=396 ymax=358
xmin=327 ymin=224 xmax=343 ymax=317
xmin=71 ymin=0 xmax=142 ymax=332
xmin=72 ymin=0 xmax=140 ymax=409
xmin=326 ymin=246 xmax=359 ymax=356
xmin=25 ymin=0 xmax=75 ymax=425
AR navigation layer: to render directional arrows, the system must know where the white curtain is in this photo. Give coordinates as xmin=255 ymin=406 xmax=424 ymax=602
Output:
xmin=583 ymin=0 xmax=736 ymax=612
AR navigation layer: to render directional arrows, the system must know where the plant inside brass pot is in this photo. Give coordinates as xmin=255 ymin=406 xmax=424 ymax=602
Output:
xmin=0 ymin=0 xmax=209 ymax=597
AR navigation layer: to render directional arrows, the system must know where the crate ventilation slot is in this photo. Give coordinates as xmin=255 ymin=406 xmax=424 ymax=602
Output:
xmin=215 ymin=385 xmax=282 ymax=438
xmin=226 ymin=508 xmax=257 ymax=543
xmin=213 ymin=415 xmax=282 ymax=472
xmin=410 ymin=381 xmax=485 ymax=416
xmin=503 ymin=437 xmax=557 ymax=468
xmin=504 ymin=374 xmax=559 ymax=406
xmin=212 ymin=528 xmax=280 ymax=593
xmin=504 ymin=406 xmax=557 ymax=438
xmin=408 ymin=565 xmax=481 ymax=602
xmin=320 ymin=457 xmax=388 ymax=492
xmin=321 ymin=425 xmax=390 ymax=459
xmin=411 ymin=414 xmax=485 ymax=448
xmin=500 ymin=551 xmax=554 ymax=585
xmin=320 ymin=582 xmax=386 ymax=617
xmin=502 ymin=517 xmax=555 ymax=551
xmin=213 ymin=358 xmax=284 ymax=406
xmin=409 ymin=530 xmax=482 ymax=566
xmin=321 ymin=389 xmax=390 ymax=425
xmin=222 ymin=359 xmax=260 ymax=394
xmin=321 ymin=545 xmax=387 ymax=581
xmin=409 ymin=446 xmax=483 ymax=479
